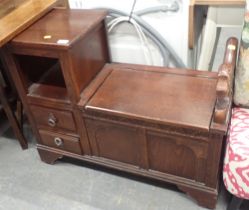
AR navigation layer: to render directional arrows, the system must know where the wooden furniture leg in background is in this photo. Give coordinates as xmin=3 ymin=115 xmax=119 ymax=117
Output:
xmin=0 ymin=70 xmax=27 ymax=149
xmin=0 ymin=83 xmax=27 ymax=149
xmin=16 ymin=100 xmax=23 ymax=130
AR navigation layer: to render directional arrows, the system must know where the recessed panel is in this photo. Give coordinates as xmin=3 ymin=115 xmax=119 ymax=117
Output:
xmin=86 ymin=119 xmax=141 ymax=166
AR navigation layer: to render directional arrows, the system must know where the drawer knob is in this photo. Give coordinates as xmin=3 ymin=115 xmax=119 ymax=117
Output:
xmin=54 ymin=137 xmax=63 ymax=147
xmin=48 ymin=113 xmax=57 ymax=127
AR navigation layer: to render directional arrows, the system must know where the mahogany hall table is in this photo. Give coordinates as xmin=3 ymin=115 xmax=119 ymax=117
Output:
xmin=1 ymin=8 xmax=238 ymax=208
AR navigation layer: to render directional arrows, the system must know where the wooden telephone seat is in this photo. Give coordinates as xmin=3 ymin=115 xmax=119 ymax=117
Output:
xmin=1 ymin=9 xmax=238 ymax=209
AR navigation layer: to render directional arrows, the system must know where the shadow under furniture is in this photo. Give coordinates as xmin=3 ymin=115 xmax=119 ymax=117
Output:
xmin=1 ymin=8 xmax=238 ymax=209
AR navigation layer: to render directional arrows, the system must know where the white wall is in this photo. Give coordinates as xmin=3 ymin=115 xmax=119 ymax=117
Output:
xmin=69 ymin=0 xmax=191 ymax=67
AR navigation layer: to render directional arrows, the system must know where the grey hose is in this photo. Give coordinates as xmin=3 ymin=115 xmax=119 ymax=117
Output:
xmin=109 ymin=12 xmax=170 ymax=66
xmin=135 ymin=1 xmax=180 ymax=16
xmin=102 ymin=8 xmax=185 ymax=68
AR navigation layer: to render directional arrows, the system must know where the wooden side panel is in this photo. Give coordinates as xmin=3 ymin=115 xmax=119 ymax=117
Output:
xmin=147 ymin=132 xmax=208 ymax=182
xmin=69 ymin=22 xmax=110 ymax=98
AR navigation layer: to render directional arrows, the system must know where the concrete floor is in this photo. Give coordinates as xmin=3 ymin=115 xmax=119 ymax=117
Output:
xmin=0 ymin=118 xmax=249 ymax=210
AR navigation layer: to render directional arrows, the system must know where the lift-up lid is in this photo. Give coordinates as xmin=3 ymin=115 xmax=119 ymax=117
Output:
xmin=84 ymin=64 xmax=218 ymax=131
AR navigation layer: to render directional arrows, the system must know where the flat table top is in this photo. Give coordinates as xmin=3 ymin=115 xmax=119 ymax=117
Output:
xmin=11 ymin=9 xmax=107 ymax=49
xmin=85 ymin=65 xmax=218 ymax=131
xmin=0 ymin=0 xmax=57 ymax=47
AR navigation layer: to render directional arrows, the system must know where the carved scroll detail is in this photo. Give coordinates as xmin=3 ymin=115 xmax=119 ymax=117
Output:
xmin=214 ymin=38 xmax=238 ymax=124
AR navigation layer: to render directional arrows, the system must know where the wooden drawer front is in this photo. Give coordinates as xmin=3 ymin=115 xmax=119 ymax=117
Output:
xmin=39 ymin=130 xmax=82 ymax=155
xmin=147 ymin=131 xmax=208 ymax=182
xmin=30 ymin=105 xmax=76 ymax=132
xmin=85 ymin=119 xmax=142 ymax=166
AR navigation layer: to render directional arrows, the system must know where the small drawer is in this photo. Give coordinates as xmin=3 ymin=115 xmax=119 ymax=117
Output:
xmin=39 ymin=130 xmax=82 ymax=155
xmin=30 ymin=105 xmax=76 ymax=132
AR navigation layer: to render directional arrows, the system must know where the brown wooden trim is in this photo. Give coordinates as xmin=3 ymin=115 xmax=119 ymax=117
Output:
xmin=205 ymin=133 xmax=224 ymax=187
xmin=178 ymin=185 xmax=217 ymax=209
xmin=38 ymin=147 xmax=63 ymax=164
xmin=138 ymin=128 xmax=149 ymax=170
xmin=37 ymin=144 xmax=216 ymax=192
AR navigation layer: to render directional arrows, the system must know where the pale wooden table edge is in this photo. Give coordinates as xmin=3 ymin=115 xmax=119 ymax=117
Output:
xmin=0 ymin=0 xmax=58 ymax=47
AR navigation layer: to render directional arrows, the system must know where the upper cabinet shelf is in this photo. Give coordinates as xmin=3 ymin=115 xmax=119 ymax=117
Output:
xmin=7 ymin=9 xmax=110 ymax=105
xmin=11 ymin=9 xmax=108 ymax=50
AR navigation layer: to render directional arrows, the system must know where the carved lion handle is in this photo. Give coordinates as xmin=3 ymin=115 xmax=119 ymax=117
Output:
xmin=214 ymin=38 xmax=238 ymax=124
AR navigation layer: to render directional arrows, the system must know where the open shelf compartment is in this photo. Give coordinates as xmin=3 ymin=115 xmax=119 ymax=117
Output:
xmin=14 ymin=54 xmax=69 ymax=103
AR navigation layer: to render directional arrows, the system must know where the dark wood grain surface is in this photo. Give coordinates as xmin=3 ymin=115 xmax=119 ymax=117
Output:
xmin=86 ymin=65 xmax=217 ymax=131
xmin=11 ymin=9 xmax=108 ymax=49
